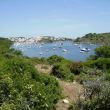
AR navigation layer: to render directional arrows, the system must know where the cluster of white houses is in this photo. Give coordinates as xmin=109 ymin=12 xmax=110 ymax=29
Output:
xmin=9 ymin=36 xmax=72 ymax=44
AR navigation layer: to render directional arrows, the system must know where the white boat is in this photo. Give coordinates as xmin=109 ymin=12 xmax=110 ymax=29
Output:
xmin=80 ymin=50 xmax=84 ymax=53
xmin=81 ymin=48 xmax=87 ymax=51
xmin=39 ymin=53 xmax=43 ymax=55
xmin=87 ymin=48 xmax=90 ymax=51
xmin=62 ymin=49 xmax=67 ymax=52
xmin=53 ymin=48 xmax=56 ymax=50
xmin=80 ymin=47 xmax=90 ymax=52
xmin=74 ymin=43 xmax=78 ymax=46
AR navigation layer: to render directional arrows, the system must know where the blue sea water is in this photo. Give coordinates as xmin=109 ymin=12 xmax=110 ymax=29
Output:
xmin=12 ymin=41 xmax=99 ymax=61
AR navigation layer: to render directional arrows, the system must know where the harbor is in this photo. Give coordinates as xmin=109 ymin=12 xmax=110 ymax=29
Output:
xmin=12 ymin=40 xmax=99 ymax=61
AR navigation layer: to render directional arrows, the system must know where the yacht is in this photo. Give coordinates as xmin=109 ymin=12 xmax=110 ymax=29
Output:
xmin=80 ymin=47 xmax=90 ymax=52
xmin=39 ymin=53 xmax=43 ymax=55
xmin=62 ymin=49 xmax=67 ymax=52
xmin=53 ymin=48 xmax=56 ymax=50
xmin=74 ymin=43 xmax=78 ymax=46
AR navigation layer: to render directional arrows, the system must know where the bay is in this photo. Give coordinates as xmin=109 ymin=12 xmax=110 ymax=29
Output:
xmin=12 ymin=41 xmax=99 ymax=61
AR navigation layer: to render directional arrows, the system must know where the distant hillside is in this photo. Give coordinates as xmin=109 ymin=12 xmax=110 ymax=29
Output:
xmin=74 ymin=32 xmax=110 ymax=44
xmin=39 ymin=36 xmax=72 ymax=43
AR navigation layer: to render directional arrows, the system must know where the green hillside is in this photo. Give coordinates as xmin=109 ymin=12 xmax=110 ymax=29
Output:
xmin=74 ymin=32 xmax=110 ymax=44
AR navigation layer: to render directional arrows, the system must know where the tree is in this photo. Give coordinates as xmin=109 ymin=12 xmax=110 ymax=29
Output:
xmin=95 ymin=46 xmax=110 ymax=58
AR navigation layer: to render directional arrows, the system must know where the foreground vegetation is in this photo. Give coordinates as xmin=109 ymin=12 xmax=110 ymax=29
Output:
xmin=45 ymin=46 xmax=110 ymax=110
xmin=0 ymin=37 xmax=110 ymax=110
xmin=69 ymin=45 xmax=110 ymax=110
xmin=0 ymin=38 xmax=61 ymax=110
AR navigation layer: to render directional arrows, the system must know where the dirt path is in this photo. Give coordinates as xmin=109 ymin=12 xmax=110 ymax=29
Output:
xmin=35 ymin=64 xmax=84 ymax=110
xmin=56 ymin=80 xmax=83 ymax=110
xmin=35 ymin=64 xmax=53 ymax=75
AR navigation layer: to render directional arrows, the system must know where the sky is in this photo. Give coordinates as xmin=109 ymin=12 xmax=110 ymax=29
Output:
xmin=0 ymin=0 xmax=110 ymax=38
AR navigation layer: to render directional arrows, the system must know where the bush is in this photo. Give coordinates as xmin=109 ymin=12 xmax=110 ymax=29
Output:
xmin=70 ymin=77 xmax=110 ymax=110
xmin=0 ymin=38 xmax=61 ymax=110
xmin=104 ymin=73 xmax=110 ymax=81
xmin=47 ymin=55 xmax=64 ymax=64
xmin=70 ymin=62 xmax=83 ymax=75
xmin=0 ymin=59 xmax=61 ymax=109
xmin=95 ymin=46 xmax=110 ymax=58
xmin=48 ymin=56 xmax=75 ymax=81
xmin=93 ymin=58 xmax=110 ymax=70
xmin=51 ymin=63 xmax=74 ymax=81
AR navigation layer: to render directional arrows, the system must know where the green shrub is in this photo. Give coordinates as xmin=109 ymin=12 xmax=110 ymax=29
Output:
xmin=71 ymin=77 xmax=110 ymax=110
xmin=93 ymin=58 xmax=110 ymax=70
xmin=0 ymin=38 xmax=12 ymax=54
xmin=0 ymin=38 xmax=61 ymax=110
xmin=47 ymin=55 xmax=64 ymax=64
xmin=104 ymin=72 xmax=110 ymax=81
xmin=95 ymin=46 xmax=110 ymax=58
xmin=51 ymin=63 xmax=74 ymax=81
xmin=70 ymin=62 xmax=83 ymax=75
xmin=0 ymin=59 xmax=61 ymax=109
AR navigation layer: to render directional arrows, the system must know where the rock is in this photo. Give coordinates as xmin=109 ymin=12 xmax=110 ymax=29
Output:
xmin=63 ymin=99 xmax=69 ymax=104
xmin=73 ymin=80 xmax=76 ymax=84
